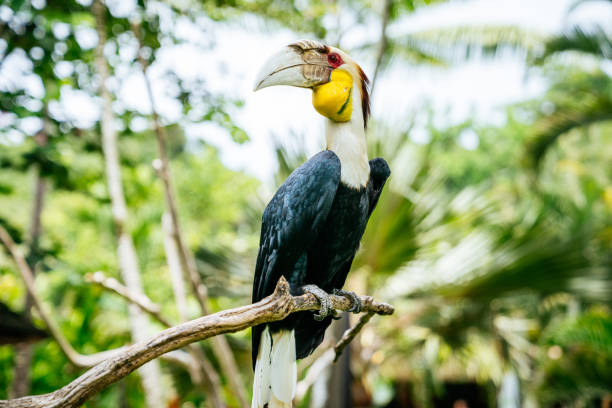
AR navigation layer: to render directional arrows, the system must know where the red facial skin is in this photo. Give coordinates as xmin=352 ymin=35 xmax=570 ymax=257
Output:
xmin=327 ymin=52 xmax=343 ymax=68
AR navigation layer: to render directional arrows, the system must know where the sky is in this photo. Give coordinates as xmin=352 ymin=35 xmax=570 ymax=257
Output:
xmin=2 ymin=0 xmax=612 ymax=184
xmin=169 ymin=0 xmax=611 ymax=182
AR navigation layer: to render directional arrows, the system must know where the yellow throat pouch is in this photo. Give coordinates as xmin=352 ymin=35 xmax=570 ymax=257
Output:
xmin=312 ymin=70 xmax=353 ymax=122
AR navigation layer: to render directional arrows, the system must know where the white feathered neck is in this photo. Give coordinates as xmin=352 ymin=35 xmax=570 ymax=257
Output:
xmin=325 ymin=71 xmax=369 ymax=189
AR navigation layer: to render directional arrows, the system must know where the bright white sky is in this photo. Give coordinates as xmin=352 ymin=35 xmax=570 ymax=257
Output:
xmin=172 ymin=0 xmax=611 ymax=182
xmin=2 ymin=0 xmax=611 ymax=184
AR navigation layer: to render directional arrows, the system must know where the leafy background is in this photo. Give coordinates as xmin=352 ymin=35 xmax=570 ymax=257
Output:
xmin=1 ymin=0 xmax=612 ymax=407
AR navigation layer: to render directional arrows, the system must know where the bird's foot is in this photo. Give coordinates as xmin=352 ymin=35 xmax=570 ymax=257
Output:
xmin=301 ymin=284 xmax=332 ymax=321
xmin=332 ymin=289 xmax=363 ymax=313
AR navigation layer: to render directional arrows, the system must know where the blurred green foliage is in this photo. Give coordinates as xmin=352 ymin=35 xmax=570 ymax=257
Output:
xmin=1 ymin=0 xmax=612 ymax=406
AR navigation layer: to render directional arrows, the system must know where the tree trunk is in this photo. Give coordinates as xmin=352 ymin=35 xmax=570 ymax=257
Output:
xmin=327 ymin=315 xmax=352 ymax=408
xmin=10 ymin=343 xmax=33 ymax=398
xmin=135 ymin=21 xmax=248 ymax=404
xmin=162 ymin=214 xmax=224 ymax=408
xmin=93 ymin=1 xmax=165 ymax=407
xmin=10 ymin=130 xmax=48 ymax=398
xmin=162 ymin=213 xmax=189 ymax=322
xmin=370 ymin=0 xmax=392 ymax=97
xmin=310 ymin=315 xmax=352 ymax=408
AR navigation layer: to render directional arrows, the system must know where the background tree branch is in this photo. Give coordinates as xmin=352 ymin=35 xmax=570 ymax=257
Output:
xmin=0 ymin=225 xmax=124 ymax=367
xmin=333 ymin=311 xmax=375 ymax=362
xmin=0 ymin=224 xmax=198 ymax=372
xmin=161 ymin=213 xmax=225 ymax=407
xmin=0 ymin=277 xmax=393 ymax=408
xmin=86 ymin=269 xmax=224 ymax=407
xmin=92 ymin=1 xmax=166 ymax=405
xmin=86 ymin=271 xmax=173 ymax=328
xmin=370 ymin=0 xmax=392 ymax=96
xmin=133 ymin=19 xmax=249 ymax=407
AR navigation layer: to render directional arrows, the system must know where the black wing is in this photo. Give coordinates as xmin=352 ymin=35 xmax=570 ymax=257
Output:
xmin=325 ymin=159 xmax=389 ymax=296
xmin=252 ymin=150 xmax=340 ymax=365
xmin=291 ymin=159 xmax=389 ymax=360
xmin=367 ymin=157 xmax=390 ymax=216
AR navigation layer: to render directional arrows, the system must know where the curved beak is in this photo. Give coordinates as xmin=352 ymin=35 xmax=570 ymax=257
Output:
xmin=253 ymin=45 xmax=332 ymax=91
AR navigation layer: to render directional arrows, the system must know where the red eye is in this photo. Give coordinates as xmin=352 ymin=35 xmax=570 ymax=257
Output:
xmin=327 ymin=53 xmax=342 ymax=67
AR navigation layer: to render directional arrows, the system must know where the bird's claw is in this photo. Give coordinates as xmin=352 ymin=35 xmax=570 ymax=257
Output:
xmin=301 ymin=284 xmax=332 ymax=321
xmin=333 ymin=289 xmax=363 ymax=313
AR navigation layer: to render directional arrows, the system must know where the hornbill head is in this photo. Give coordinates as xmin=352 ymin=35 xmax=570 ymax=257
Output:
xmin=253 ymin=40 xmax=370 ymax=128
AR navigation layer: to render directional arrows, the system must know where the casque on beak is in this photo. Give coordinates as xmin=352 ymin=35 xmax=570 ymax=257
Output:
xmin=253 ymin=44 xmax=332 ymax=91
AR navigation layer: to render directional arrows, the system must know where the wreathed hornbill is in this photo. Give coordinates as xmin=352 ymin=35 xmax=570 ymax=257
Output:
xmin=251 ymin=40 xmax=390 ymax=408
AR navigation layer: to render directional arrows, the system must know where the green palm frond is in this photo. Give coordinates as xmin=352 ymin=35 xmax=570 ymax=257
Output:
xmin=568 ymin=0 xmax=612 ymax=13
xmin=272 ymin=133 xmax=309 ymax=186
xmin=416 ymin=25 xmax=543 ymax=60
xmin=534 ymin=24 xmax=612 ymax=63
xmin=536 ymin=307 xmax=612 ymax=403
xmin=386 ymin=35 xmax=448 ymax=66
xmin=527 ymin=103 xmax=612 ymax=168
xmin=526 ymin=69 xmax=612 ymax=168
xmin=436 ymin=231 xmax=603 ymax=301
xmin=357 ymin=120 xmax=480 ymax=276
xmin=545 ymin=307 xmax=612 ymax=353
xmin=385 ymin=25 xmax=543 ymax=66
xmin=378 ymin=149 xmax=612 ymax=303
xmin=356 ymin=36 xmax=446 ymax=70
xmin=389 ymin=207 xmax=610 ymax=303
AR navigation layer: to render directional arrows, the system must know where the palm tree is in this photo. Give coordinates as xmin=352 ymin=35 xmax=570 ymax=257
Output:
xmin=371 ymin=0 xmax=612 ymax=170
xmin=324 ymin=82 xmax=612 ymax=401
xmin=527 ymin=9 xmax=612 ymax=167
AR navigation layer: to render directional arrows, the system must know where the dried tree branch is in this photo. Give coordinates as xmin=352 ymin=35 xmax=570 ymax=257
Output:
xmin=86 ymin=271 xmax=173 ymax=328
xmin=86 ymin=268 xmax=224 ymax=408
xmin=333 ymin=311 xmax=375 ymax=362
xmin=132 ymin=21 xmax=249 ymax=408
xmin=0 ymin=277 xmax=394 ymax=408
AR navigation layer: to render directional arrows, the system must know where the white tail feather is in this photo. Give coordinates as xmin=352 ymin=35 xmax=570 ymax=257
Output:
xmin=252 ymin=327 xmax=296 ymax=408
xmin=270 ymin=329 xmax=296 ymax=403
xmin=252 ymin=326 xmax=272 ymax=408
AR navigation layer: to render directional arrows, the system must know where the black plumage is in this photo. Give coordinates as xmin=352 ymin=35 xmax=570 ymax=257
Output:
xmin=252 ymin=150 xmax=390 ymax=366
